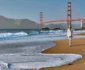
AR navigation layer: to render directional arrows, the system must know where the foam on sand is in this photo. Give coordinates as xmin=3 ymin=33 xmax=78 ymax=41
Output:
xmin=0 ymin=41 xmax=82 ymax=70
xmin=8 ymin=54 xmax=81 ymax=70
xmin=0 ymin=54 xmax=82 ymax=70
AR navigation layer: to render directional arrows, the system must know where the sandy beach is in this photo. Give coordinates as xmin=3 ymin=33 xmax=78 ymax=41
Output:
xmin=41 ymin=36 xmax=85 ymax=70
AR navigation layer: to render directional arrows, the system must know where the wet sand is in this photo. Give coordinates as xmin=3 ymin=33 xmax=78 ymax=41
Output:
xmin=41 ymin=37 xmax=85 ymax=70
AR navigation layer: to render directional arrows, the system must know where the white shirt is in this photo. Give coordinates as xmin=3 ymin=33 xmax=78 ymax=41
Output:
xmin=67 ymin=28 xmax=72 ymax=38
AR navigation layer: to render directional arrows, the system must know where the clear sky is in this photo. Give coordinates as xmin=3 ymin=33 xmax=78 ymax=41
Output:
xmin=0 ymin=0 xmax=85 ymax=22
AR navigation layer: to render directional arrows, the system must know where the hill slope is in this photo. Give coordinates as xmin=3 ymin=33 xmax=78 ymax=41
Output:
xmin=0 ymin=16 xmax=40 ymax=29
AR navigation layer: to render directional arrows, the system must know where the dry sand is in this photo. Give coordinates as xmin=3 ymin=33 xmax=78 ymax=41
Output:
xmin=41 ymin=37 xmax=85 ymax=70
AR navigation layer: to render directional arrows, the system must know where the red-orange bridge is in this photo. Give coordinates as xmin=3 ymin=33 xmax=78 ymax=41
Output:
xmin=39 ymin=2 xmax=85 ymax=29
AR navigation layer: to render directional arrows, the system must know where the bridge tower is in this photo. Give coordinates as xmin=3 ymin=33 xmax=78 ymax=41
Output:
xmin=67 ymin=2 xmax=72 ymax=28
xmin=40 ymin=12 xmax=43 ymax=28
xmin=81 ymin=19 xmax=85 ymax=29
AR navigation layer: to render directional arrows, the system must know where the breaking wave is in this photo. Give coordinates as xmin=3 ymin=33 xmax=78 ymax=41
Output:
xmin=0 ymin=32 xmax=28 ymax=39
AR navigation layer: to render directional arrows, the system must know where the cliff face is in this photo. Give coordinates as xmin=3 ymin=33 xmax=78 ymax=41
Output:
xmin=0 ymin=16 xmax=40 ymax=29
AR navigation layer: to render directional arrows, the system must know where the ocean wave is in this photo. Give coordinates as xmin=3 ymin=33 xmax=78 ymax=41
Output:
xmin=0 ymin=30 xmax=85 ymax=39
xmin=0 ymin=32 xmax=28 ymax=39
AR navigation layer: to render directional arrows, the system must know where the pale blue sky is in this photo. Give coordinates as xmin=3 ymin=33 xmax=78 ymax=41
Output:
xmin=0 ymin=0 xmax=84 ymax=22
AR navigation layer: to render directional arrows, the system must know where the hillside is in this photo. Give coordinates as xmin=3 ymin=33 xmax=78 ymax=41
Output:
xmin=0 ymin=16 xmax=40 ymax=29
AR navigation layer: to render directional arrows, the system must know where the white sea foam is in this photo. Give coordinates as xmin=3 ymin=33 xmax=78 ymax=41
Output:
xmin=0 ymin=54 xmax=82 ymax=70
xmin=0 ymin=41 xmax=82 ymax=70
xmin=0 ymin=31 xmax=28 ymax=38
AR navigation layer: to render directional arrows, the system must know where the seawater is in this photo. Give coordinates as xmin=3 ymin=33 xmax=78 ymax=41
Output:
xmin=0 ymin=29 xmax=84 ymax=41
xmin=0 ymin=29 xmax=67 ymax=41
xmin=0 ymin=29 xmax=40 ymax=33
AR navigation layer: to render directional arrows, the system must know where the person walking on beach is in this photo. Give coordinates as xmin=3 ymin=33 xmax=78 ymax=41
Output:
xmin=67 ymin=25 xmax=73 ymax=47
